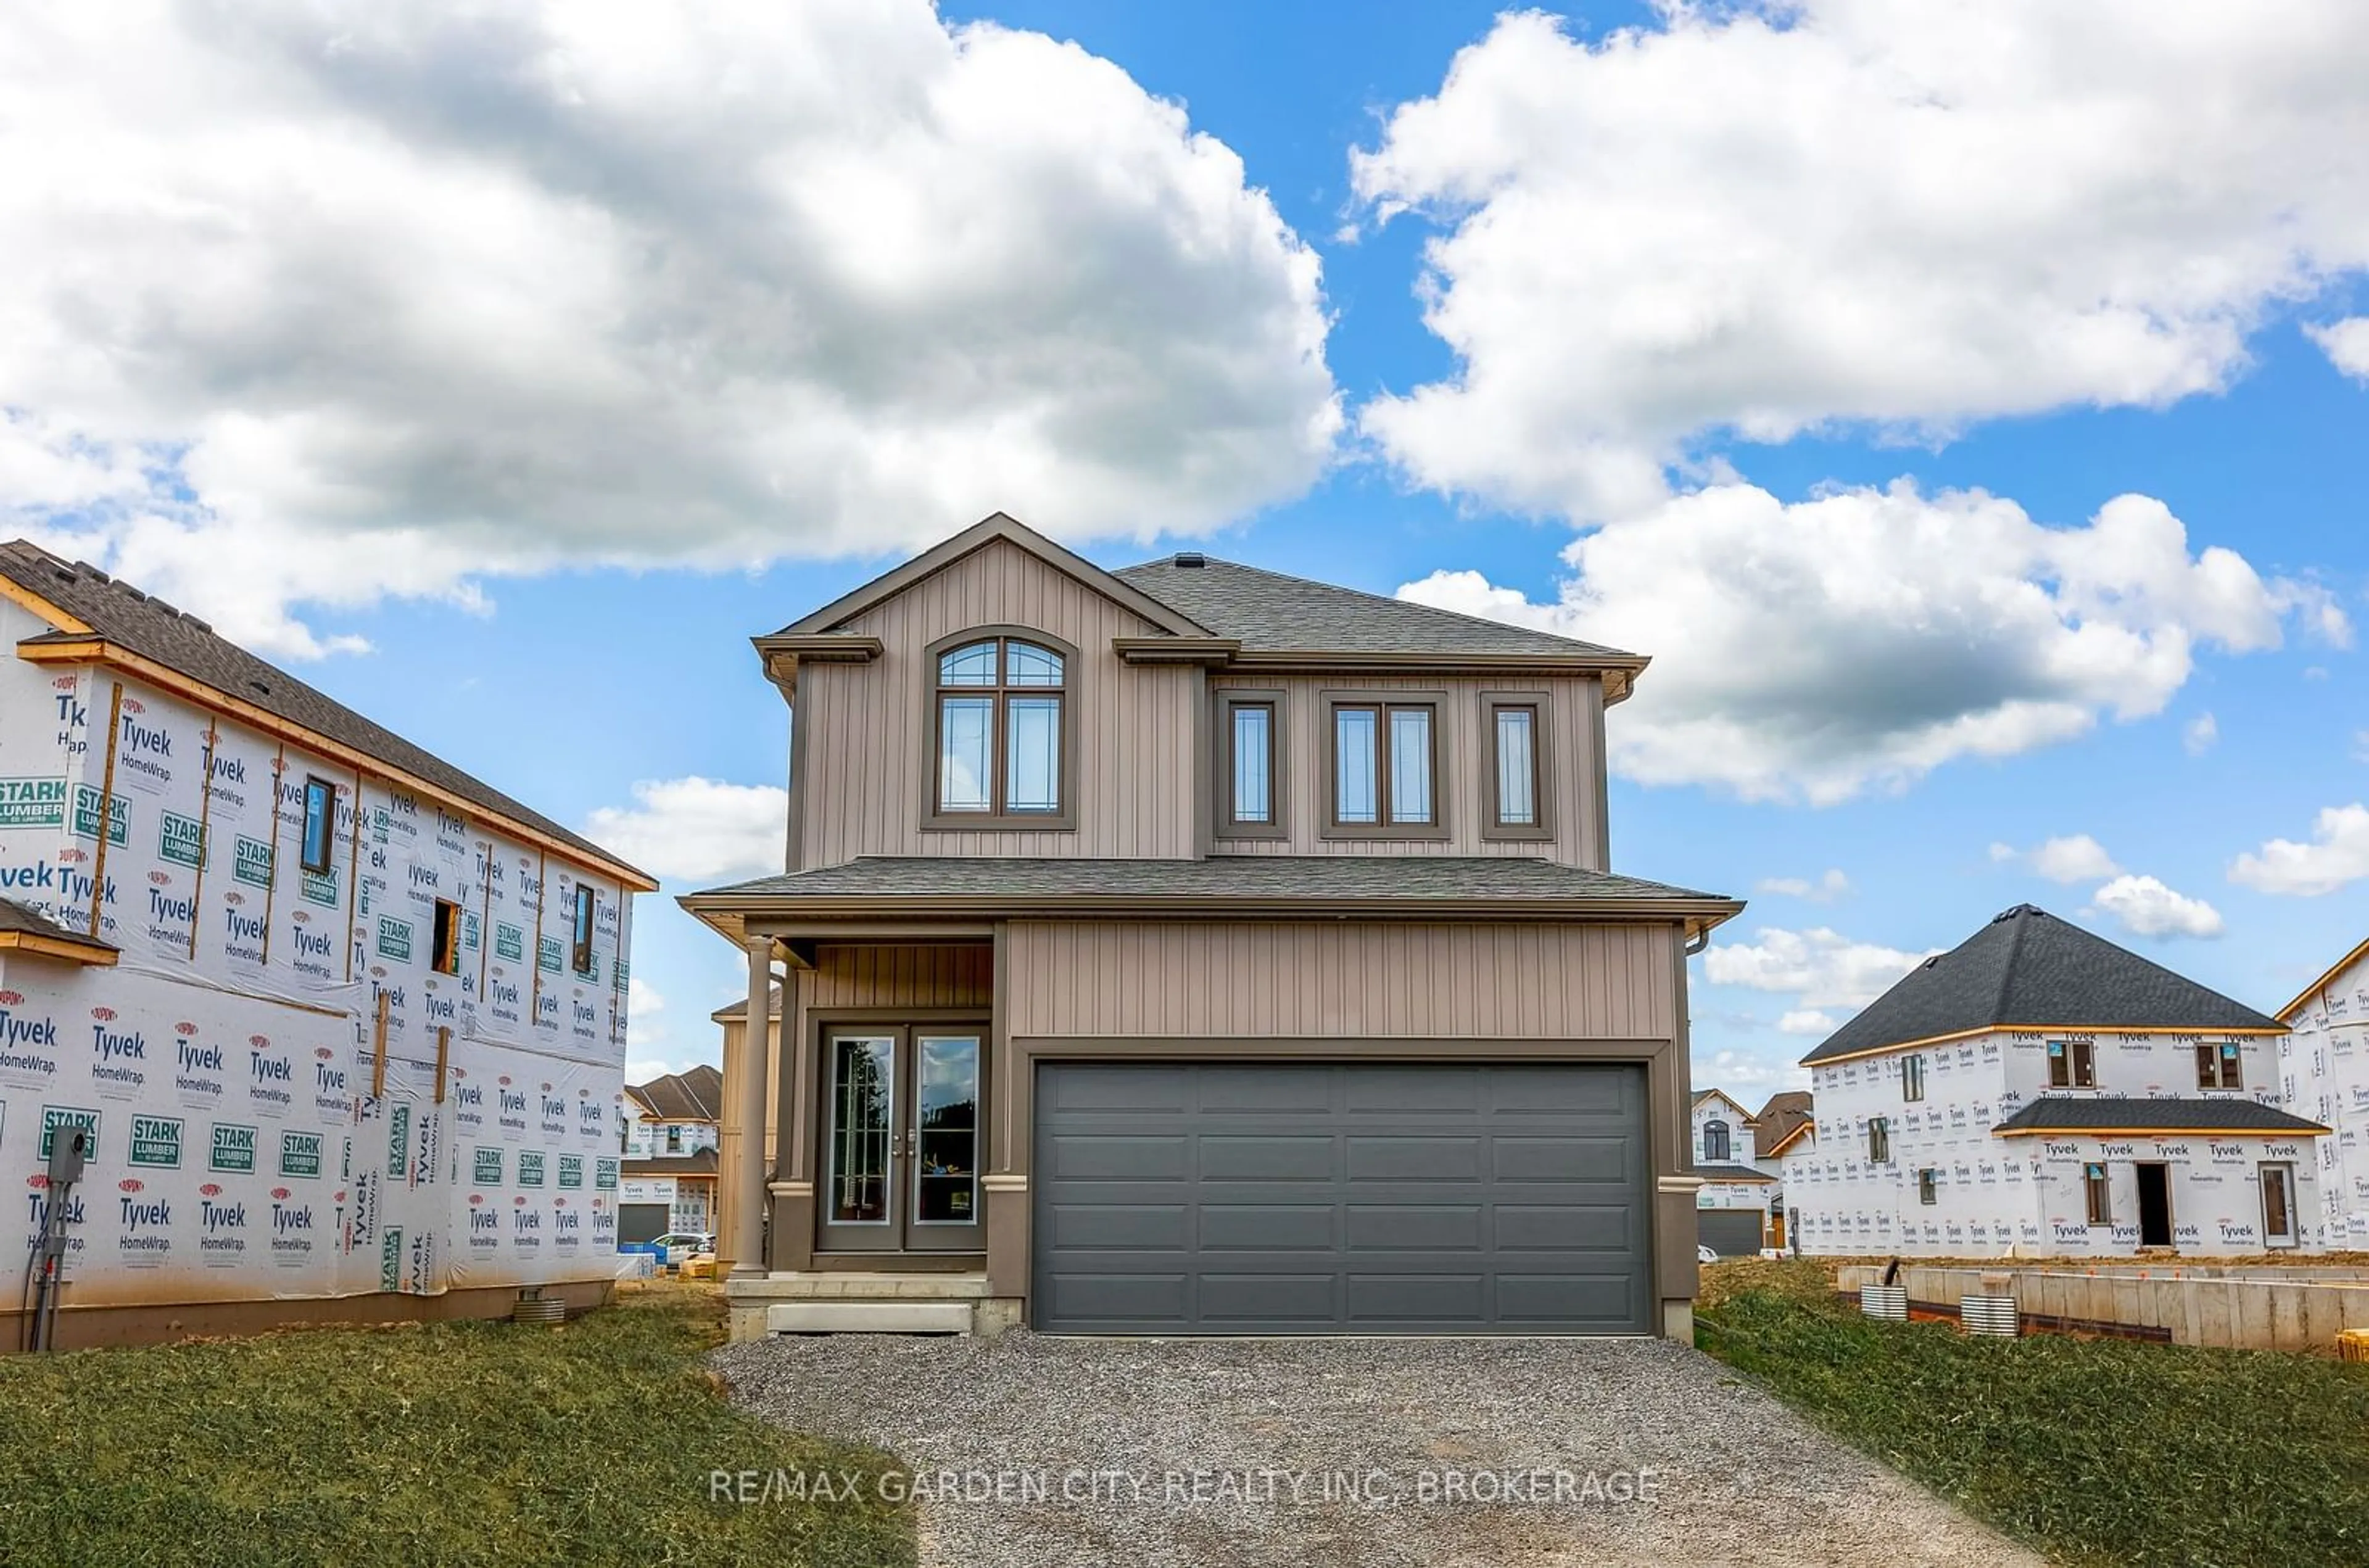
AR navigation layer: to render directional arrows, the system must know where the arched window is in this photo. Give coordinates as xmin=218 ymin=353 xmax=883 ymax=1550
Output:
xmin=1702 ymin=1119 xmax=1731 ymax=1163
xmin=930 ymin=632 xmax=1070 ymax=823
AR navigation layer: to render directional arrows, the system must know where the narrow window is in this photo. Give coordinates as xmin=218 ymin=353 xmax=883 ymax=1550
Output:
xmin=431 ymin=899 xmax=461 ymax=977
xmin=1328 ymin=699 xmax=1438 ymax=832
xmin=666 ymin=1125 xmax=683 ymax=1154
xmin=933 ymin=636 xmax=1067 ymax=820
xmin=2084 ymin=1162 xmax=2112 ymax=1225
xmin=1901 ymin=1054 xmax=1925 ymax=1102
xmin=2261 ymin=1163 xmax=2296 ymax=1245
xmin=1918 ymin=1168 xmax=1938 ymax=1205
xmin=1702 ymin=1120 xmax=1731 ymax=1163
xmin=571 ymin=883 xmax=596 ymax=976
xmin=1867 ymin=1117 xmax=1890 ymax=1164
xmin=300 ymin=776 xmax=337 ymax=875
xmin=1222 ymin=698 xmax=1278 ymax=831
xmin=2197 ymin=1042 xmax=2243 ymax=1090
xmin=2048 ymin=1039 xmax=2096 ymax=1089
xmin=1484 ymin=698 xmax=1548 ymax=838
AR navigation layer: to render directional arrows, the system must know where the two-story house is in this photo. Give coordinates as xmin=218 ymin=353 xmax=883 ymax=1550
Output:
xmin=2278 ymin=935 xmax=2369 ymax=1244
xmin=619 ymin=1065 xmax=722 ymax=1241
xmin=1690 ymin=1087 xmax=1778 ymax=1255
xmin=1791 ymin=904 xmax=2327 ymax=1258
xmin=0 ymin=541 xmax=651 ymax=1349
xmin=683 ymin=513 xmax=1742 ymax=1340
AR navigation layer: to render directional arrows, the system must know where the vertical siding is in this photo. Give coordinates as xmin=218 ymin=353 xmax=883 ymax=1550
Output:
xmin=1211 ymin=674 xmax=1605 ymax=869
xmin=1005 ymin=922 xmax=1677 ymax=1040
xmin=796 ymin=539 xmax=1198 ymax=865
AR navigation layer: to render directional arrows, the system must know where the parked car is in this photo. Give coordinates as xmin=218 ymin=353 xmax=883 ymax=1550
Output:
xmin=620 ymin=1231 xmax=713 ymax=1272
xmin=1697 ymin=1244 xmax=1720 ymax=1264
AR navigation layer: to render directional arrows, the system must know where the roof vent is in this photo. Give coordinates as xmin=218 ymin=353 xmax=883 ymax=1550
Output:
xmin=73 ymin=561 xmax=109 ymax=583
xmin=186 ymin=617 xmax=212 ymax=633
xmin=1173 ymin=551 xmax=1206 ymax=569
xmin=247 ymin=679 xmax=271 ymax=696
xmin=120 ymin=586 xmax=146 ymax=603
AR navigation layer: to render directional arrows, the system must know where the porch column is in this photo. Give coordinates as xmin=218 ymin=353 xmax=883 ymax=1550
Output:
xmin=727 ymin=931 xmax=771 ymax=1282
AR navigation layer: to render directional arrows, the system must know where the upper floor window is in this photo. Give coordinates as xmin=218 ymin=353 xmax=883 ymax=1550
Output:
xmin=571 ymin=883 xmax=597 ymax=976
xmin=2197 ymin=1042 xmax=2243 ymax=1090
xmin=1702 ymin=1120 xmax=1731 ymax=1163
xmin=300 ymin=776 xmax=338 ymax=875
xmin=1216 ymin=691 xmax=1284 ymax=838
xmin=1901 ymin=1054 xmax=1925 ymax=1102
xmin=1483 ymin=696 xmax=1550 ymax=840
xmin=1325 ymin=695 xmax=1442 ymax=838
xmin=2048 ymin=1039 xmax=2096 ymax=1089
xmin=930 ymin=633 xmax=1070 ymax=825
xmin=1866 ymin=1116 xmax=1890 ymax=1164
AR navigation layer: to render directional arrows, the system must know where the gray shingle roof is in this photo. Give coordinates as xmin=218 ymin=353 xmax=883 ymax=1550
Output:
xmin=1692 ymin=1162 xmax=1777 ymax=1183
xmin=1991 ymin=1097 xmax=2326 ymax=1136
xmin=0 ymin=541 xmax=645 ymax=881
xmin=1799 ymin=904 xmax=2283 ymax=1065
xmin=0 ymin=896 xmax=116 ymax=949
xmin=622 ymin=1149 xmax=719 ymax=1178
xmin=692 ymin=856 xmax=1732 ymax=906
xmin=1751 ymin=1091 xmax=1814 ymax=1154
xmin=627 ymin=1065 xmax=723 ymax=1123
xmin=1115 ymin=555 xmax=1637 ymax=661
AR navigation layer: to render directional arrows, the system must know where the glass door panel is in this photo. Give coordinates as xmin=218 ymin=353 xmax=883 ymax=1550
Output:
xmin=913 ymin=1036 xmax=980 ymax=1228
xmin=825 ymin=1035 xmax=895 ymax=1247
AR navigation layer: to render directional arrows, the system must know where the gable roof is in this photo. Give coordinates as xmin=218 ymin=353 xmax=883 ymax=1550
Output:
xmin=2278 ymin=935 xmax=2369 ymax=1023
xmin=1991 ymin=1096 xmax=2326 ymax=1137
xmin=769 ymin=513 xmax=1210 ymax=642
xmin=1800 ymin=904 xmax=2284 ymax=1067
xmin=1692 ymin=1087 xmax=1754 ymax=1121
xmin=626 ymin=1065 xmax=723 ymax=1123
xmin=0 ymin=541 xmax=652 ymax=889
xmin=1763 ymin=1116 xmax=1816 ymax=1159
xmin=1751 ymin=1090 xmax=1813 ymax=1154
xmin=1692 ymin=1162 xmax=1777 ymax=1184
xmin=1115 ymin=554 xmax=1645 ymax=675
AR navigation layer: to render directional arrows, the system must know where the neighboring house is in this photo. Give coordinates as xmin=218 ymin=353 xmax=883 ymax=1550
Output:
xmin=619 ymin=1064 xmax=722 ymax=1242
xmin=2278 ymin=936 xmax=2369 ymax=1244
xmin=1691 ymin=1087 xmax=1777 ymax=1255
xmin=1792 ymin=904 xmax=2326 ymax=1257
xmin=0 ymin=542 xmax=653 ymax=1349
xmin=682 ymin=512 xmax=1742 ymax=1339
xmin=1767 ymin=1110 xmax=1818 ymax=1252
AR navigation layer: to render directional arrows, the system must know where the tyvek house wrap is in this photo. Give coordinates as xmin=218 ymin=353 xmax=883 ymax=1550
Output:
xmin=0 ymin=601 xmax=636 ymax=1315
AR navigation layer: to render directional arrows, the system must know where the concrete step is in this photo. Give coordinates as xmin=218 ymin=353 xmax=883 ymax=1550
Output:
xmin=767 ymin=1299 xmax=975 ymax=1335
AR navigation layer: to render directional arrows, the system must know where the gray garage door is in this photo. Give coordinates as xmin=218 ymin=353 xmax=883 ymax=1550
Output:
xmin=618 ymin=1203 xmax=671 ymax=1246
xmin=1033 ymin=1061 xmax=1652 ymax=1334
xmin=1698 ymin=1209 xmax=1763 ymax=1257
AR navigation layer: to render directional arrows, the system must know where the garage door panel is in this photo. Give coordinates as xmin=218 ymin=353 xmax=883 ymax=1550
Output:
xmin=1198 ymin=1274 xmax=1339 ymax=1322
xmin=1346 ymin=1136 xmax=1483 ymax=1182
xmin=1199 ymin=1203 xmax=1336 ymax=1250
xmin=1035 ymin=1062 xmax=1651 ymax=1334
xmin=1344 ymin=1204 xmax=1484 ymax=1252
xmin=1200 ymin=1134 xmax=1335 ymax=1181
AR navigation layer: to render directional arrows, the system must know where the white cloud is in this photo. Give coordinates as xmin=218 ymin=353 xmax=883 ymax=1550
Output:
xmin=582 ymin=777 xmax=787 ymax=883
xmin=0 ymin=1 xmax=1339 ymax=655
xmin=1701 ymin=926 xmax=1938 ymax=1010
xmin=2307 ymin=318 xmax=2369 ymax=382
xmin=2027 ymin=835 xmax=2123 ymax=885
xmin=1755 ymin=869 xmax=1850 ymax=902
xmin=2230 ymin=804 xmax=2369 ymax=896
xmin=1776 ymin=1010 xmax=1837 ymax=1036
xmin=2183 ymin=712 xmax=2220 ymax=756
xmin=1351 ymin=4 xmax=2369 ymax=520
xmin=2087 ymin=874 xmax=2224 ymax=939
xmin=1399 ymin=481 xmax=2342 ymax=801
xmin=1692 ymin=1048 xmax=1808 ymax=1092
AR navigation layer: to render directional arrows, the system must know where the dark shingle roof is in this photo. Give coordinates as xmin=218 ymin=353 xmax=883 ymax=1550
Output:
xmin=1800 ymin=904 xmax=2283 ymax=1065
xmin=0 ymin=541 xmax=646 ymax=882
xmin=626 ymin=1065 xmax=722 ymax=1123
xmin=711 ymin=982 xmax=784 ymax=1023
xmin=1115 ymin=556 xmax=1637 ymax=662
xmin=1692 ymin=1162 xmax=1777 ymax=1184
xmin=1751 ymin=1090 xmax=1814 ymax=1153
xmin=1992 ymin=1097 xmax=2326 ymax=1136
xmin=692 ymin=856 xmax=1731 ymax=906
xmin=622 ymin=1149 xmax=719 ymax=1178
xmin=0 ymin=896 xmax=117 ymax=949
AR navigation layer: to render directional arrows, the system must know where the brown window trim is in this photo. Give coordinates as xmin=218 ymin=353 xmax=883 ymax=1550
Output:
xmin=570 ymin=882 xmax=597 ymax=976
xmin=2083 ymin=1162 xmax=2112 ymax=1225
xmin=432 ymin=897 xmax=463 ymax=977
xmin=920 ymin=625 xmax=1080 ymax=833
xmin=1213 ymin=688 xmax=1288 ymax=841
xmin=299 ymin=775 xmax=338 ymax=875
xmin=1319 ymin=690 xmax=1449 ymax=841
xmin=2196 ymin=1041 xmax=2243 ymax=1091
xmin=1480 ymin=690 xmax=1552 ymax=842
xmin=2048 ymin=1038 xmax=2097 ymax=1089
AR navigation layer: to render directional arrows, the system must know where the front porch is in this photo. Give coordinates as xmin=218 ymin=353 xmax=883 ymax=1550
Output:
xmin=722 ymin=1269 xmax=1016 ymax=1340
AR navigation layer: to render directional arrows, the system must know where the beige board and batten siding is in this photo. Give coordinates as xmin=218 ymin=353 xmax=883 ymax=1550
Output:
xmin=1213 ymin=673 xmax=1607 ymax=869
xmin=1003 ymin=921 xmax=1678 ymax=1040
xmin=794 ymin=537 xmax=1201 ymax=865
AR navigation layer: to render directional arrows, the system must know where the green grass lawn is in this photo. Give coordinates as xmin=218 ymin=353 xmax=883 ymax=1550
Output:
xmin=0 ymin=1285 xmax=911 ymax=1568
xmin=1697 ymin=1260 xmax=2369 ymax=1567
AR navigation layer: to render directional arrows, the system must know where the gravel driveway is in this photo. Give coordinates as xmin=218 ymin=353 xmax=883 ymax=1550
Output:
xmin=716 ymin=1331 xmax=2039 ymax=1567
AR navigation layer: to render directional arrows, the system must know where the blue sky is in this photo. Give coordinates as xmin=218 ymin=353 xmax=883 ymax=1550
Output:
xmin=4 ymin=2 xmax=2366 ymax=1094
